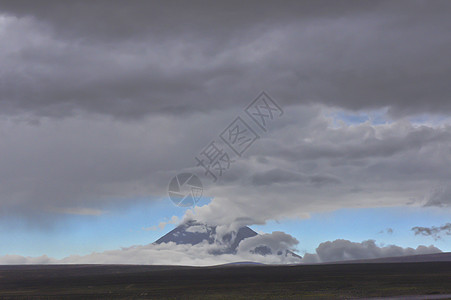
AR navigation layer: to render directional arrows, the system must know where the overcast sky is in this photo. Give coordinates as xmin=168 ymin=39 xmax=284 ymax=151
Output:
xmin=0 ymin=0 xmax=450 ymax=264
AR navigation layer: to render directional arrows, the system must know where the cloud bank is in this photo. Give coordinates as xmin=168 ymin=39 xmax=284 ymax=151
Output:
xmin=0 ymin=237 xmax=440 ymax=266
xmin=302 ymin=239 xmax=441 ymax=263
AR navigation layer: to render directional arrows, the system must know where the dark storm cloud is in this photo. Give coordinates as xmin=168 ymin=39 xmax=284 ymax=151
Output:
xmin=0 ymin=0 xmax=382 ymax=40
xmin=0 ymin=1 xmax=451 ymax=118
xmin=0 ymin=108 xmax=242 ymax=222
xmin=252 ymin=168 xmax=305 ymax=186
xmin=0 ymin=1 xmax=451 ymax=225
xmin=412 ymin=223 xmax=451 ymax=240
xmin=424 ymin=186 xmax=451 ymax=207
xmin=1 ymin=103 xmax=450 ymax=225
xmin=251 ymin=168 xmax=340 ymax=186
xmin=270 ymin=122 xmax=451 ymax=162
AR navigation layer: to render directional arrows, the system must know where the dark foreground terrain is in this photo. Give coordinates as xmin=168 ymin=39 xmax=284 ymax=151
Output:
xmin=0 ymin=262 xmax=450 ymax=299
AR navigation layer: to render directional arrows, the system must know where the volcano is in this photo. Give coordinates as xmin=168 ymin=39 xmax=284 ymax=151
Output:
xmin=154 ymin=220 xmax=257 ymax=254
xmin=154 ymin=220 xmax=302 ymax=260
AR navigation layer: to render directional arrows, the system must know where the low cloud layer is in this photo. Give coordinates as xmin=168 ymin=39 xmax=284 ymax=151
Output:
xmin=0 ymin=237 xmax=440 ymax=266
xmin=0 ymin=230 xmax=302 ymax=265
xmin=301 ymin=239 xmax=441 ymax=263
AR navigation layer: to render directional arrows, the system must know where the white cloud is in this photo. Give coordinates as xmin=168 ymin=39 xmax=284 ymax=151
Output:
xmin=301 ymin=239 xmax=441 ymax=263
xmin=186 ymin=225 xmax=208 ymax=234
xmin=0 ymin=235 xmax=441 ymax=266
xmin=0 ymin=231 xmax=301 ymax=266
xmin=143 ymin=216 xmax=180 ymax=231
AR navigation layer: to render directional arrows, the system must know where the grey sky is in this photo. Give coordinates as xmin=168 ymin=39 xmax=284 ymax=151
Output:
xmin=0 ymin=1 xmax=450 ymax=228
xmin=1 ymin=1 xmax=451 ymax=118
